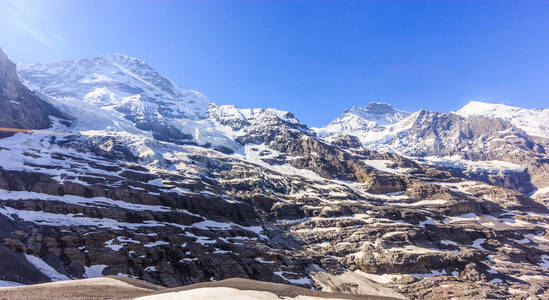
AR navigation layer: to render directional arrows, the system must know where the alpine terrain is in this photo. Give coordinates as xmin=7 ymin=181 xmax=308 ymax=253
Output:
xmin=0 ymin=47 xmax=548 ymax=299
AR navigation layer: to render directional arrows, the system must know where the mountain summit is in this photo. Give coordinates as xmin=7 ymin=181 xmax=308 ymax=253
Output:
xmin=18 ymin=53 xmax=209 ymax=120
xmin=343 ymin=102 xmax=412 ymax=125
xmin=313 ymin=102 xmax=411 ymax=143
xmin=456 ymin=101 xmax=549 ymax=138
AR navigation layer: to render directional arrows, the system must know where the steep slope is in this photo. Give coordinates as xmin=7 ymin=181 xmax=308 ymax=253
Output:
xmin=386 ymin=110 xmax=548 ymax=192
xmin=18 ymin=54 xmax=237 ymax=150
xmin=313 ymin=102 xmax=411 ymax=146
xmin=316 ymin=104 xmax=549 ymax=194
xmin=1 ymin=52 xmax=548 ymax=299
xmin=457 ymin=101 xmax=549 ymax=138
xmin=0 ymin=48 xmax=61 ymax=137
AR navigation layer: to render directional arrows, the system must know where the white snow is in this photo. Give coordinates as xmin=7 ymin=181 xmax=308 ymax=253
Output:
xmin=0 ymin=206 xmax=162 ymax=230
xmin=0 ymin=280 xmax=25 ymax=287
xmin=445 ymin=213 xmax=479 ymax=223
xmin=104 ymin=239 xmax=124 ymax=251
xmin=17 ymin=55 xmax=247 ymax=154
xmin=144 ymin=241 xmax=169 ymax=248
xmin=0 ymin=189 xmax=171 ymax=212
xmin=213 ymin=248 xmax=230 ymax=254
xmin=539 ymin=255 xmax=549 ymax=269
xmin=83 ymin=265 xmax=108 ymax=278
xmin=188 ymin=219 xmax=266 ymax=239
xmin=184 ymin=232 xmax=217 ymax=245
xmin=273 ymin=271 xmax=312 ymax=285
xmin=410 ymin=269 xmax=447 ymax=278
xmin=400 ymin=199 xmax=448 ymax=207
xmin=456 ymin=101 xmax=549 ymax=138
xmin=144 ymin=266 xmax=158 ymax=272
xmin=313 ymin=102 xmax=411 ymax=143
xmin=385 ymin=244 xmax=453 ymax=254
xmin=516 ymin=237 xmax=531 ymax=244
xmin=421 ymin=156 xmax=525 ymax=173
xmin=361 ymin=159 xmax=410 ymax=174
xmin=440 ymin=240 xmax=458 ymax=246
xmin=470 ymin=238 xmax=487 ymax=250
xmin=117 ymin=236 xmax=140 ymax=244
xmin=419 ymin=218 xmax=437 ymax=227
xmin=255 ymin=257 xmax=276 ymax=264
xmin=314 ymin=107 xmax=416 ymax=150
xmin=24 ymin=254 xmax=70 ymax=281
xmin=532 ymin=187 xmax=549 ymax=198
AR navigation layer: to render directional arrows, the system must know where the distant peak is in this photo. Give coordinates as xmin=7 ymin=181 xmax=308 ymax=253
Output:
xmin=461 ymin=100 xmax=506 ymax=108
xmin=94 ymin=53 xmax=149 ymax=68
xmin=345 ymin=102 xmax=406 ymax=115
xmin=456 ymin=100 xmax=549 ymax=138
xmin=457 ymin=100 xmax=537 ymax=112
xmin=364 ymin=102 xmax=395 ymax=111
xmin=334 ymin=102 xmax=411 ymax=127
xmin=457 ymin=101 xmax=517 ymax=116
xmin=102 ymin=53 xmax=145 ymax=63
xmin=367 ymin=101 xmax=394 ymax=107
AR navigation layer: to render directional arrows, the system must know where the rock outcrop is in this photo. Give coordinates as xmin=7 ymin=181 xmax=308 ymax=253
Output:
xmin=0 ymin=48 xmax=61 ymax=137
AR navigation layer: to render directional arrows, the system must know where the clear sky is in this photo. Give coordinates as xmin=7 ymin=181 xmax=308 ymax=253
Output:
xmin=1 ymin=0 xmax=548 ymax=126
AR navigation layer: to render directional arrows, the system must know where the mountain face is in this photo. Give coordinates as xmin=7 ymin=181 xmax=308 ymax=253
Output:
xmin=316 ymin=103 xmax=549 ymax=195
xmin=18 ymin=54 xmax=221 ymax=147
xmin=0 ymin=48 xmax=61 ymax=138
xmin=320 ymin=102 xmax=411 ymax=130
xmin=0 ymin=51 xmax=548 ymax=299
xmin=313 ymin=103 xmax=411 ymax=146
xmin=457 ymin=101 xmax=549 ymax=138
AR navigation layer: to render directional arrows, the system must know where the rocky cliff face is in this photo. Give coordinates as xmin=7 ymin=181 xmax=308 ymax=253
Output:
xmin=0 ymin=51 xmax=547 ymax=299
xmin=457 ymin=100 xmax=549 ymax=138
xmin=316 ymin=104 xmax=549 ymax=196
xmin=0 ymin=48 xmax=61 ymax=138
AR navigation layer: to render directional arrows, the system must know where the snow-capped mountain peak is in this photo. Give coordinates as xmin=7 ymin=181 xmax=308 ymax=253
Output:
xmin=313 ymin=102 xmax=411 ymax=144
xmin=18 ymin=54 xmax=209 ymax=120
xmin=16 ymin=53 xmax=314 ymax=157
xmin=456 ymin=101 xmax=549 ymax=138
xmin=17 ymin=54 xmax=217 ymax=148
xmin=343 ymin=102 xmax=412 ymax=125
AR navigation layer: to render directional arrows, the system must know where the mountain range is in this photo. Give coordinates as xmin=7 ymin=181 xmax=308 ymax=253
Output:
xmin=0 ymin=47 xmax=548 ymax=299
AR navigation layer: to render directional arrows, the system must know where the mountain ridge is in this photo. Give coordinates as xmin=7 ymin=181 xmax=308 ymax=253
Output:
xmin=456 ymin=100 xmax=549 ymax=138
xmin=0 ymin=50 xmax=547 ymax=299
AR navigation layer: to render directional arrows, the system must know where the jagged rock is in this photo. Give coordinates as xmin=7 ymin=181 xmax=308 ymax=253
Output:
xmin=0 ymin=48 xmax=62 ymax=137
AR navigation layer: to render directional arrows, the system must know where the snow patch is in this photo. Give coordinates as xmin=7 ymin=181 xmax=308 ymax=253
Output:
xmin=84 ymin=265 xmax=108 ymax=278
xmin=25 ymin=254 xmax=70 ymax=281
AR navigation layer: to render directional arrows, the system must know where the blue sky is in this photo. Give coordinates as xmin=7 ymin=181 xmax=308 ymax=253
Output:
xmin=1 ymin=0 xmax=548 ymax=126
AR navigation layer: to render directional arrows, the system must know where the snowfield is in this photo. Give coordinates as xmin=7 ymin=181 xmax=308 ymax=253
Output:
xmin=457 ymin=101 xmax=549 ymax=138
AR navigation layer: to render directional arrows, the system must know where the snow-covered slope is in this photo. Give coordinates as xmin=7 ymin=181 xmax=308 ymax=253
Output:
xmin=19 ymin=54 xmax=209 ymax=119
xmin=314 ymin=102 xmax=410 ymax=134
xmin=17 ymin=55 xmax=314 ymax=156
xmin=17 ymin=54 xmax=231 ymax=149
xmin=313 ymin=102 xmax=413 ymax=147
xmin=456 ymin=101 xmax=549 ymax=138
xmin=315 ymin=102 xmax=549 ymax=193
